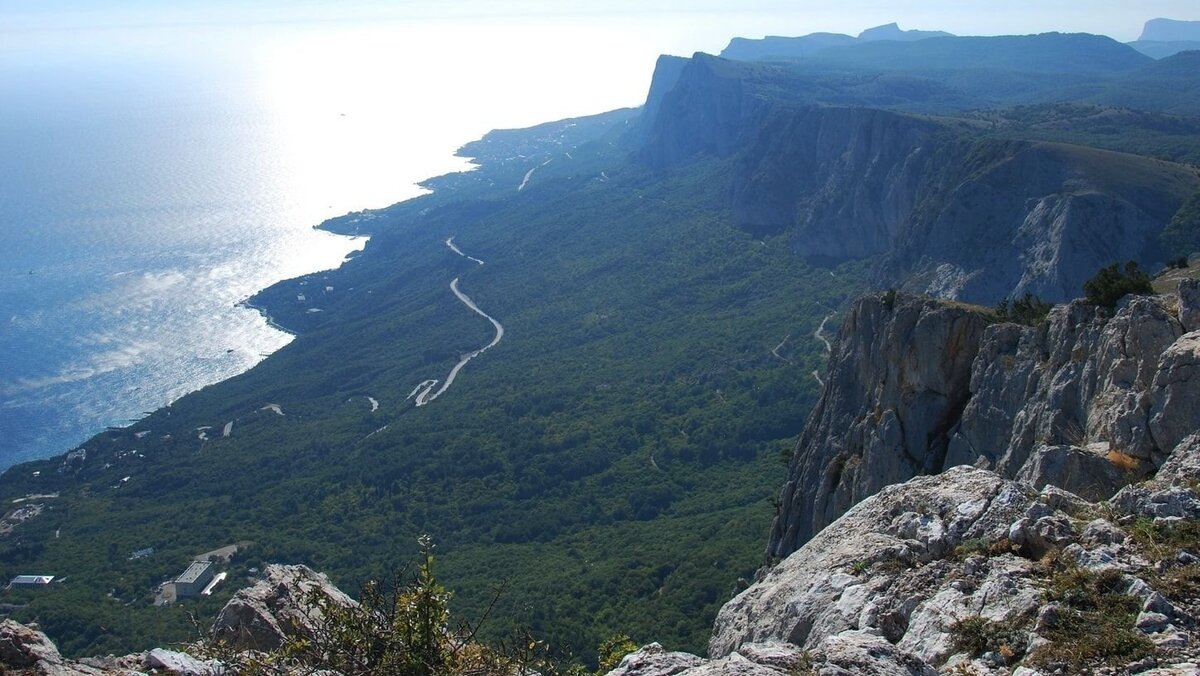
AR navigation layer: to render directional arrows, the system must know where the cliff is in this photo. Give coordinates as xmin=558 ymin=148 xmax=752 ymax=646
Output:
xmin=606 ymin=283 xmax=1200 ymax=675
xmin=770 ymin=280 xmax=1200 ymax=560
xmin=638 ymin=54 xmax=1200 ymax=303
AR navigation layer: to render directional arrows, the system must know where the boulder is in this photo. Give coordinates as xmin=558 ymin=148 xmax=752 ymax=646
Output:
xmin=1014 ymin=444 xmax=1127 ymax=502
xmin=1149 ymin=332 xmax=1200 ymax=457
xmin=1156 ymin=433 xmax=1200 ymax=485
xmin=210 ymin=564 xmax=357 ymax=651
xmin=145 ymin=648 xmax=221 ymax=675
xmin=1178 ymin=278 xmax=1200 ymax=333
xmin=715 ymin=467 xmax=1035 ymax=657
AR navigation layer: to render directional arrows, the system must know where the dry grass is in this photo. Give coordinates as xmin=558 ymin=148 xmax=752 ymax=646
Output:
xmin=1152 ymin=259 xmax=1200 ymax=295
xmin=1106 ymin=449 xmax=1141 ymax=473
xmin=1026 ymin=566 xmax=1154 ymax=671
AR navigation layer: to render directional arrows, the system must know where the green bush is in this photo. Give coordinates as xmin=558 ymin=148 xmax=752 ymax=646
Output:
xmin=207 ymin=536 xmax=555 ymax=676
xmin=1083 ymin=261 xmax=1154 ymax=308
xmin=994 ymin=293 xmax=1053 ymax=325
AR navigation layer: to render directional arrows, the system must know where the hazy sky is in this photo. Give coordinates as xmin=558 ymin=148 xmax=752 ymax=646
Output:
xmin=4 ymin=0 xmax=1199 ymax=44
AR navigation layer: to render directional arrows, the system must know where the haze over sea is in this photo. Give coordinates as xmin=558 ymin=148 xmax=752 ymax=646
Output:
xmin=0 ymin=14 xmax=688 ymax=469
xmin=0 ymin=1 xmax=1186 ymax=470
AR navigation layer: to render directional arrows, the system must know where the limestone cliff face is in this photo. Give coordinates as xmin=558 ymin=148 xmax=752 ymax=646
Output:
xmin=768 ymin=293 xmax=989 ymax=558
xmin=637 ymin=54 xmax=1200 ymax=303
xmin=769 ymin=282 xmax=1200 ymax=561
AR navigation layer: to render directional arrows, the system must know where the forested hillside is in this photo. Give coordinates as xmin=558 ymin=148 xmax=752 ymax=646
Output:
xmin=2 ymin=31 xmax=1199 ymax=664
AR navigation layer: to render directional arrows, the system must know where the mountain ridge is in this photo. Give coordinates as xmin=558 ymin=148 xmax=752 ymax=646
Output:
xmin=2 ymin=23 xmax=1200 ymax=663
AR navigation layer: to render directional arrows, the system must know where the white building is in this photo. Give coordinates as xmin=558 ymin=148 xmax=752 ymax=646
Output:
xmin=9 ymin=575 xmax=54 ymax=588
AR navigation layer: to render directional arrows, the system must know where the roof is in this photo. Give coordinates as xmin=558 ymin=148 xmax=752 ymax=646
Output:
xmin=10 ymin=575 xmax=53 ymax=585
xmin=175 ymin=560 xmax=213 ymax=585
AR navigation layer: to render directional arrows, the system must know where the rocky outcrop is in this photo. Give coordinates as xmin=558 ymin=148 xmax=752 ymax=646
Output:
xmin=0 ymin=565 xmax=353 ymax=675
xmin=721 ymin=467 xmax=1034 ymax=656
xmin=612 ymin=458 xmax=1200 ymax=675
xmin=0 ymin=619 xmax=217 ymax=675
xmin=610 ymin=635 xmax=937 ymax=676
xmin=770 ymin=286 xmax=1200 ymax=561
xmin=211 ymin=563 xmax=356 ymax=651
xmin=768 ymin=293 xmax=989 ymax=557
xmin=703 ymin=464 xmax=1200 ymax=673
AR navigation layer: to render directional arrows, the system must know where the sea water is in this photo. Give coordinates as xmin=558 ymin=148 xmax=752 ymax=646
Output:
xmin=0 ymin=15 xmax=680 ymax=469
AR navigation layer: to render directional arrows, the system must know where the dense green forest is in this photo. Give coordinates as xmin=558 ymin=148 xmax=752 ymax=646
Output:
xmin=2 ymin=33 xmax=1199 ymax=664
xmin=0 ymin=115 xmax=865 ymax=660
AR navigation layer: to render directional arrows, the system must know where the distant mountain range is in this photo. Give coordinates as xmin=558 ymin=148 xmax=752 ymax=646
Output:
xmin=724 ymin=18 xmax=1200 ymax=62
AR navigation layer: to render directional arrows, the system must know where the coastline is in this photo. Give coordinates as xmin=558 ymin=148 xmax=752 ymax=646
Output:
xmin=3 ymin=106 xmax=637 ymax=475
xmin=236 ymin=298 xmax=299 ymax=337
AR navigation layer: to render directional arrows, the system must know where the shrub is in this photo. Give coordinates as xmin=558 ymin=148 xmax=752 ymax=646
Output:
xmin=203 ymin=536 xmax=557 ymax=676
xmin=596 ymin=634 xmax=639 ymax=674
xmin=994 ymin=292 xmax=1053 ymax=325
xmin=1027 ymin=565 xmax=1154 ymax=671
xmin=1083 ymin=261 xmax=1154 ymax=308
xmin=949 ymin=615 xmax=1029 ymax=664
xmin=881 ymin=288 xmax=898 ymax=312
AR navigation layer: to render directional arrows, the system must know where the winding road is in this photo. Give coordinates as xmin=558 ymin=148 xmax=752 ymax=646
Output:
xmin=445 ymin=237 xmax=485 ymax=266
xmin=811 ymin=313 xmax=835 ymax=387
xmin=814 ymin=314 xmax=834 ymax=354
xmin=408 ymin=239 xmax=505 ymax=407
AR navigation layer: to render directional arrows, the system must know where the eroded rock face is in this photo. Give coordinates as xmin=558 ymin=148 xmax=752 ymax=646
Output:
xmin=700 ymin=463 xmax=1200 ymax=674
xmin=768 ymin=293 xmax=989 ymax=558
xmin=717 ymin=467 xmax=1034 ymax=657
xmin=211 ymin=564 xmax=356 ymax=651
xmin=771 ymin=287 xmax=1200 ymax=561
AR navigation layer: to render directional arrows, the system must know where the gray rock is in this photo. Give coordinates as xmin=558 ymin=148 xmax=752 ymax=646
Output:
xmin=1016 ymin=444 xmax=1127 ymax=501
xmin=1179 ymin=278 xmax=1200 ymax=333
xmin=605 ymin=643 xmax=705 ymax=676
xmin=1081 ymin=519 xmax=1127 ymax=547
xmin=768 ymin=294 xmax=990 ymax=558
xmin=145 ymin=648 xmax=220 ymax=675
xmin=1110 ymin=484 xmax=1200 ymax=520
xmin=678 ymin=652 xmax=783 ymax=676
xmin=1137 ymin=611 xmax=1172 ymax=633
xmin=734 ymin=643 xmax=810 ymax=672
xmin=0 ymin=619 xmax=112 ymax=675
xmin=806 ymin=630 xmax=937 ymax=676
xmin=210 ymin=564 xmax=357 ymax=651
xmin=715 ymin=467 xmax=1034 ymax=657
xmin=771 ymin=291 xmax=1198 ymax=560
xmin=1150 ymin=332 xmax=1200 ymax=456
xmin=1157 ymin=433 xmax=1200 ymax=486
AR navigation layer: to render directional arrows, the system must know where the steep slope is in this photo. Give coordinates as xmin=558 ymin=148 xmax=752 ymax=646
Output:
xmin=640 ymin=54 xmax=1200 ymax=303
xmin=1095 ymin=50 xmax=1200 ymax=114
xmin=719 ymin=23 xmax=951 ymax=62
xmin=0 ymin=98 xmax=865 ymax=658
xmin=1140 ymin=18 xmax=1200 ymax=42
xmin=769 ymin=281 xmax=1200 ymax=560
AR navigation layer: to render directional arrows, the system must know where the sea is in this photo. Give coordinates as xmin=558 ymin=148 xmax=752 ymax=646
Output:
xmin=0 ymin=13 xmax=690 ymax=470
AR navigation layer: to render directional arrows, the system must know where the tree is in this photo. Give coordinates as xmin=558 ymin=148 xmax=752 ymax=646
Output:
xmin=994 ymin=292 xmax=1053 ymax=325
xmin=1083 ymin=261 xmax=1154 ymax=309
